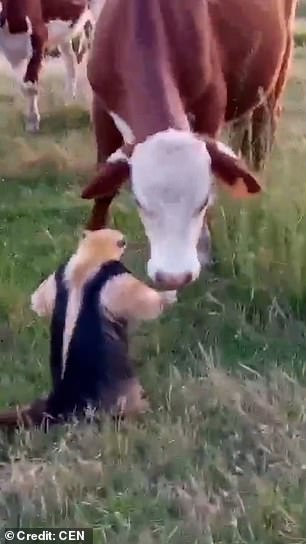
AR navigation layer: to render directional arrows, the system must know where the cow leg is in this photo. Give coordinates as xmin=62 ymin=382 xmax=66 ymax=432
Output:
xmin=197 ymin=219 xmax=213 ymax=267
xmin=230 ymin=97 xmax=277 ymax=172
xmin=197 ymin=193 xmax=217 ymax=268
xmin=71 ymin=20 xmax=93 ymax=65
xmin=190 ymin=84 xmax=226 ymax=267
xmin=23 ymin=30 xmax=47 ymax=132
xmin=59 ymin=40 xmax=78 ymax=102
xmin=86 ymin=95 xmax=123 ymax=230
xmin=250 ymin=33 xmax=294 ymax=171
xmin=230 ymin=33 xmax=294 ymax=171
xmin=227 ymin=114 xmax=250 ymax=159
xmin=23 ymin=84 xmax=40 ymax=133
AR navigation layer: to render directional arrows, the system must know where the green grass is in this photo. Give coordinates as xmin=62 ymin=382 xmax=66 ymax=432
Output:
xmin=297 ymin=0 xmax=306 ymax=18
xmin=294 ymin=18 xmax=306 ymax=47
xmin=1 ymin=51 xmax=306 ymax=542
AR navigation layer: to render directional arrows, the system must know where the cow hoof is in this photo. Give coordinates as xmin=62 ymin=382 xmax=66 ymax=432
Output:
xmin=198 ymin=224 xmax=213 ymax=267
xmin=198 ymin=253 xmax=216 ymax=271
xmin=25 ymin=117 xmax=40 ymax=133
xmin=198 ymin=248 xmax=214 ymax=268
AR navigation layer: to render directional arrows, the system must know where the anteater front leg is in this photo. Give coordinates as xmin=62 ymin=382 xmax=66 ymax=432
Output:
xmin=101 ymin=275 xmax=177 ymax=322
xmin=0 ymin=397 xmax=54 ymax=432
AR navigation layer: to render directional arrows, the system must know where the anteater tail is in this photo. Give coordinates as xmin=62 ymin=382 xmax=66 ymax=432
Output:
xmin=0 ymin=398 xmax=50 ymax=430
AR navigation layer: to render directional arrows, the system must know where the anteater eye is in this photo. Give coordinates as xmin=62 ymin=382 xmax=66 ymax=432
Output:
xmin=117 ymin=238 xmax=126 ymax=248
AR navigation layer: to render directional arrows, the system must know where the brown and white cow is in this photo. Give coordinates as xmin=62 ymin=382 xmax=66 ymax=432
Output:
xmin=81 ymin=0 xmax=297 ymax=290
xmin=0 ymin=0 xmax=101 ymax=132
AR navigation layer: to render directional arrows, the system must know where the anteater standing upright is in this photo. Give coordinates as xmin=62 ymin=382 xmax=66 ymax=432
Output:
xmin=0 ymin=229 xmax=176 ymax=430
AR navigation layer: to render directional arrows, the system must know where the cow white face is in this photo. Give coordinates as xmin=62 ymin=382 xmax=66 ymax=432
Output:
xmin=82 ymin=128 xmax=262 ymax=290
xmin=130 ymin=130 xmax=213 ymax=288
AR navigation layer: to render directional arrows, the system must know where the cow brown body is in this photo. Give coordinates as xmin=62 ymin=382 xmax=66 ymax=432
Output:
xmin=88 ymin=0 xmax=296 ymax=158
xmin=82 ymin=0 xmax=297 ymax=289
xmin=0 ymin=0 xmax=98 ymax=131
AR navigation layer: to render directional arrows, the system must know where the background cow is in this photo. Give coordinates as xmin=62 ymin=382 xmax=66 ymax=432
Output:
xmin=0 ymin=0 xmax=102 ymax=132
xmin=81 ymin=0 xmax=298 ymax=290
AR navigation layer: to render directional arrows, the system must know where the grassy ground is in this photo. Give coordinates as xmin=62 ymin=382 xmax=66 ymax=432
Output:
xmin=0 ymin=46 xmax=306 ymax=542
xmin=297 ymin=0 xmax=306 ymax=18
xmin=295 ymin=17 xmax=306 ymax=46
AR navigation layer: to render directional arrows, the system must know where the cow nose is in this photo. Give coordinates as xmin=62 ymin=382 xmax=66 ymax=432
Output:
xmin=154 ymin=271 xmax=193 ymax=289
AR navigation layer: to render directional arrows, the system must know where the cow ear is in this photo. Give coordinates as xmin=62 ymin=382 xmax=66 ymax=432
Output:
xmin=81 ymin=160 xmax=130 ymax=200
xmin=205 ymin=140 xmax=262 ymax=198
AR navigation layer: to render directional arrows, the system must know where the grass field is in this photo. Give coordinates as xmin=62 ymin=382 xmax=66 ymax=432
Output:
xmin=0 ymin=42 xmax=306 ymax=542
xmin=298 ymin=0 xmax=306 ymax=18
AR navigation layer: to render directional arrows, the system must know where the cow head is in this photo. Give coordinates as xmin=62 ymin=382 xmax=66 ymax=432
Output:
xmin=82 ymin=129 xmax=261 ymax=289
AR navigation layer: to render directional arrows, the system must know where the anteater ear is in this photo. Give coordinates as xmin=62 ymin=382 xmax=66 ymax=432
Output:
xmin=205 ymin=139 xmax=262 ymax=198
xmin=81 ymin=160 xmax=130 ymax=200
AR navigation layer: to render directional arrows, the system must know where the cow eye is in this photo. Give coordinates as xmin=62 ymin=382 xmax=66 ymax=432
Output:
xmin=195 ymin=197 xmax=209 ymax=216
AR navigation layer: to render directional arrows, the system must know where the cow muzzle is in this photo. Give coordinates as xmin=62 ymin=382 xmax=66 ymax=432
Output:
xmin=152 ymin=271 xmax=194 ymax=290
